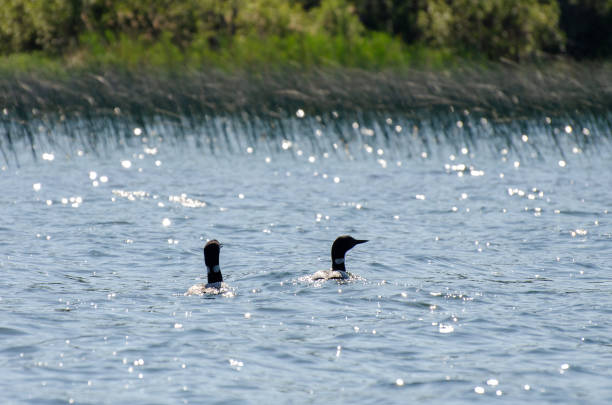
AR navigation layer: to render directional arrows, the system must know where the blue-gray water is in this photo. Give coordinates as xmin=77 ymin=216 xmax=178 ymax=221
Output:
xmin=1 ymin=114 xmax=612 ymax=404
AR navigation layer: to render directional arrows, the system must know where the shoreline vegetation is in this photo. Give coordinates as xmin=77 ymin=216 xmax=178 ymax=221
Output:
xmin=3 ymin=63 xmax=610 ymax=168
xmin=1 ymin=1 xmax=611 ymax=129
xmin=2 ymin=62 xmax=611 ymax=120
xmin=3 ymin=1 xmax=612 ymax=64
xmin=1 ymin=62 xmax=610 ymax=167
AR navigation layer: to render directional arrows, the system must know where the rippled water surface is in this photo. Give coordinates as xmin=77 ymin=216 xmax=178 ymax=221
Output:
xmin=1 ymin=115 xmax=612 ymax=404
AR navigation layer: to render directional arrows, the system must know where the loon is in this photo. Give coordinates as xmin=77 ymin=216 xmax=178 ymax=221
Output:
xmin=185 ymin=239 xmax=230 ymax=295
xmin=311 ymin=235 xmax=368 ymax=281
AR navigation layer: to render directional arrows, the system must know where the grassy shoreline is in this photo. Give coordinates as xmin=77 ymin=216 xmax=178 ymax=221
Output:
xmin=2 ymin=59 xmax=611 ymax=121
xmin=2 ymin=59 xmax=611 ymax=166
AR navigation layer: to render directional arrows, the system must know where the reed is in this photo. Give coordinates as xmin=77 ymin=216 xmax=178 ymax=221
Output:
xmin=1 ymin=62 xmax=611 ymax=165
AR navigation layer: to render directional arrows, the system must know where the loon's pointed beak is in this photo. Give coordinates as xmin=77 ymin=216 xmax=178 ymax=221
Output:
xmin=354 ymin=239 xmax=368 ymax=245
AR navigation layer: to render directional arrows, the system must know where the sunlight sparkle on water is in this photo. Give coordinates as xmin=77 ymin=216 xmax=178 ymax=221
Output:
xmin=169 ymin=194 xmax=206 ymax=208
xmin=112 ymin=190 xmax=149 ymax=201
xmin=4 ymin=108 xmax=612 ymax=404
xmin=439 ymin=324 xmax=454 ymax=334
xmin=362 ymin=128 xmax=375 ymax=136
xmin=229 ymin=359 xmax=243 ymax=371
xmin=571 ymin=229 xmax=587 ymax=237
xmin=69 ymin=196 xmax=83 ymax=208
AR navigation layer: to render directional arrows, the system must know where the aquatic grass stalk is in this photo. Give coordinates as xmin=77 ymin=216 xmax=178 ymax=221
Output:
xmin=1 ymin=62 xmax=611 ymax=165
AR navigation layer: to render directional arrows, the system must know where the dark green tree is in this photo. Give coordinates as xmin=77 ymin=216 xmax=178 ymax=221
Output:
xmin=558 ymin=0 xmax=612 ymax=57
xmin=417 ymin=0 xmax=565 ymax=60
xmin=0 ymin=0 xmax=82 ymax=53
xmin=352 ymin=0 xmax=427 ymax=43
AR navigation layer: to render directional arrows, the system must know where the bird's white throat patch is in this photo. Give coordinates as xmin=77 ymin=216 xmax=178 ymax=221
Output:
xmin=334 ymin=258 xmax=345 ymax=264
xmin=207 ymin=265 xmax=221 ymax=273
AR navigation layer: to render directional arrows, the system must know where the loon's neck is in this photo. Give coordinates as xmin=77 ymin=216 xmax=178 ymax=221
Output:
xmin=207 ymin=265 xmax=223 ymax=284
xmin=332 ymin=257 xmax=346 ymax=271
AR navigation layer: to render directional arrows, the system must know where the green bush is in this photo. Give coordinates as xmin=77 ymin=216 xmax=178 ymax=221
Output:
xmin=233 ymin=0 xmax=306 ymax=37
xmin=0 ymin=0 xmax=81 ymax=53
xmin=417 ymin=0 xmax=564 ymax=60
xmin=0 ymin=0 xmax=607 ymax=68
xmin=352 ymin=0 xmax=427 ymax=43
xmin=81 ymin=0 xmax=224 ymax=47
xmin=308 ymin=0 xmax=364 ymax=38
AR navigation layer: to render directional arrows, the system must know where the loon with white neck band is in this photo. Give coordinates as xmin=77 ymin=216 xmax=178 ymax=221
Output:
xmin=311 ymin=235 xmax=368 ymax=281
xmin=185 ymin=239 xmax=231 ymax=295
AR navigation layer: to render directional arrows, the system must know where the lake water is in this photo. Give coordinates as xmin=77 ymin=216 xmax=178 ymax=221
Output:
xmin=1 ymin=112 xmax=612 ymax=404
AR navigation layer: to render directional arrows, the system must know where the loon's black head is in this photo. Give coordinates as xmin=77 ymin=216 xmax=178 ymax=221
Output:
xmin=204 ymin=239 xmax=223 ymax=284
xmin=331 ymin=235 xmax=368 ymax=270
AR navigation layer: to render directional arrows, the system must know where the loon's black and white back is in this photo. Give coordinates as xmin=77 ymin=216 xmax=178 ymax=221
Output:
xmin=311 ymin=235 xmax=368 ymax=281
xmin=185 ymin=240 xmax=232 ymax=296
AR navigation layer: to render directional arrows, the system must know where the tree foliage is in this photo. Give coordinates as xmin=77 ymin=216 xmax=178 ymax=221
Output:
xmin=0 ymin=0 xmax=611 ymax=62
xmin=417 ymin=0 xmax=564 ymax=60
xmin=0 ymin=0 xmax=81 ymax=53
xmin=558 ymin=0 xmax=612 ymax=58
